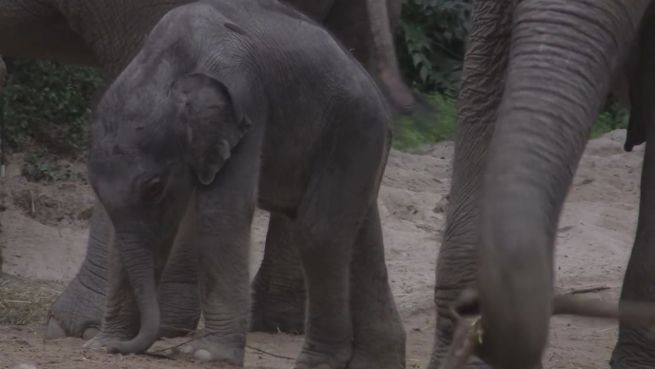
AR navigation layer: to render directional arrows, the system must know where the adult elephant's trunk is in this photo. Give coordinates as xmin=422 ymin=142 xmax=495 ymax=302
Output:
xmin=365 ymin=0 xmax=416 ymax=112
xmin=477 ymin=1 xmax=649 ymax=368
xmin=107 ymin=235 xmax=160 ymax=354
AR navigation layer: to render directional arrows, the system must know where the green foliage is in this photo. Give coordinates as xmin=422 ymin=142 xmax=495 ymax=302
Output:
xmin=392 ymin=94 xmax=457 ymax=150
xmin=21 ymin=151 xmax=84 ymax=183
xmin=392 ymin=96 xmax=631 ymax=151
xmin=592 ymin=101 xmax=629 ymax=139
xmin=2 ymin=59 xmax=103 ymax=157
xmin=396 ymin=0 xmax=471 ymax=94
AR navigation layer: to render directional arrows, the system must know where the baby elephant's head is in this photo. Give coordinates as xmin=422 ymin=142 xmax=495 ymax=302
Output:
xmin=90 ymin=72 xmax=250 ymax=239
xmin=87 ymin=69 xmax=250 ymax=354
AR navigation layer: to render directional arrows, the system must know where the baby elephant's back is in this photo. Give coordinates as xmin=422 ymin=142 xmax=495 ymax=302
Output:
xmin=200 ymin=0 xmax=382 ymax=101
xmin=193 ymin=0 xmax=391 ymax=212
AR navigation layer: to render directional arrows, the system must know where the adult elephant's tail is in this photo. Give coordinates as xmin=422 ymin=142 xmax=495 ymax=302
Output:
xmin=477 ymin=1 xmax=650 ymax=368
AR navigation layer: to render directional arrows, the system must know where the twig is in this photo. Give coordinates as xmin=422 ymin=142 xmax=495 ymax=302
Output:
xmin=147 ymin=331 xmax=213 ymax=354
xmin=30 ymin=191 xmax=35 ymax=216
xmin=145 ymin=326 xmax=295 ymax=361
xmin=565 ymin=286 xmax=611 ymax=295
xmin=553 ymin=295 xmax=655 ymax=328
xmin=246 ymin=345 xmax=295 ymax=361
xmin=143 ymin=351 xmax=176 ymax=360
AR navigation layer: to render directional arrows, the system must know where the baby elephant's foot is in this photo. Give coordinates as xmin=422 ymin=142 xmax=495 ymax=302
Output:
xmin=295 ymin=340 xmax=352 ymax=369
xmin=174 ymin=331 xmax=245 ymax=365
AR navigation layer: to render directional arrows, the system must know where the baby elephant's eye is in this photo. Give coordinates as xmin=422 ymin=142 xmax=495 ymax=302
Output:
xmin=143 ymin=177 xmax=165 ymax=200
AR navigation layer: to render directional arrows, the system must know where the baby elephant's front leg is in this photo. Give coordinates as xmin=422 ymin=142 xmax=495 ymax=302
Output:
xmin=175 ymin=135 xmax=260 ymax=365
xmin=179 ymin=218 xmax=251 ymax=365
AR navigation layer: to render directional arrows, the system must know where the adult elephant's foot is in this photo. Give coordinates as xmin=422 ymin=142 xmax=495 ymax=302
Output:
xmin=250 ymin=213 xmax=306 ymax=334
xmin=173 ymin=331 xmax=245 ymax=365
xmin=46 ymin=278 xmax=200 ymax=340
xmin=46 ymin=277 xmax=105 ymax=339
xmin=610 ymin=331 xmax=655 ymax=369
xmin=294 ymin=340 xmax=352 ymax=369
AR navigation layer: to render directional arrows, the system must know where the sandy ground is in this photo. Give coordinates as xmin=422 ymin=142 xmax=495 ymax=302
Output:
xmin=0 ymin=130 xmax=644 ymax=369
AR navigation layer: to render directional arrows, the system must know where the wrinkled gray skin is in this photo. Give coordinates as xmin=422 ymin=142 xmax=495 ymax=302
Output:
xmin=84 ymin=1 xmax=405 ymax=366
xmin=429 ymin=1 xmax=655 ymax=369
xmin=0 ymin=0 xmax=410 ymax=339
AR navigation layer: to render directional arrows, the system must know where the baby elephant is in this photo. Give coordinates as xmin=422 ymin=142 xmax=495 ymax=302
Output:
xmin=86 ymin=0 xmax=405 ymax=368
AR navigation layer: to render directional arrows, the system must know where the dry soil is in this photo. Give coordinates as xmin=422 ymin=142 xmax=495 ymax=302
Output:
xmin=0 ymin=130 xmax=644 ymax=368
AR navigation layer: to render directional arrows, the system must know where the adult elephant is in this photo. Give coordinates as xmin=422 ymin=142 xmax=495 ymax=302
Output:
xmin=0 ymin=0 xmax=414 ymax=339
xmin=430 ymin=1 xmax=655 ymax=369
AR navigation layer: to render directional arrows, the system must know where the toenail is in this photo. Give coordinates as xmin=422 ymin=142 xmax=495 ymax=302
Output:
xmin=195 ymin=349 xmax=213 ymax=361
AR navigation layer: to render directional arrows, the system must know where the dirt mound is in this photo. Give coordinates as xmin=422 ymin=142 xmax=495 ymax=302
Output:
xmin=0 ymin=130 xmax=646 ymax=368
xmin=1 ymin=155 xmax=95 ymax=282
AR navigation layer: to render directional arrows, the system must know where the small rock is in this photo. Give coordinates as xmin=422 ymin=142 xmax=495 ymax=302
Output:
xmin=13 ymin=364 xmax=38 ymax=369
xmin=78 ymin=206 xmax=94 ymax=220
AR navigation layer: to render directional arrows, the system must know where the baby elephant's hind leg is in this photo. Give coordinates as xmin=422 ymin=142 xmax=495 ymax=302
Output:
xmin=251 ymin=213 xmax=306 ymax=334
xmin=349 ymin=203 xmax=406 ymax=369
xmin=293 ymin=127 xmax=389 ymax=369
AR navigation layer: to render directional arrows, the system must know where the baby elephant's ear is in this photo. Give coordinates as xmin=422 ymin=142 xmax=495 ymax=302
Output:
xmin=172 ymin=73 xmax=251 ymax=185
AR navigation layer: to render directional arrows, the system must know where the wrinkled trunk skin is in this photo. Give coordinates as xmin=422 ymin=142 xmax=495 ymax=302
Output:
xmin=105 ymin=234 xmax=160 ymax=354
xmin=478 ymin=1 xmax=648 ymax=368
xmin=429 ymin=1 xmax=512 ymax=368
xmin=251 ymin=214 xmax=306 ymax=334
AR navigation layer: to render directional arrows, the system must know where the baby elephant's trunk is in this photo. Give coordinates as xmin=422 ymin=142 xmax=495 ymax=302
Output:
xmin=108 ymin=238 xmax=161 ymax=354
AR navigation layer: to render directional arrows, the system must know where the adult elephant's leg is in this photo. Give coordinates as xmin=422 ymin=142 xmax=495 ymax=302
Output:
xmin=348 ymin=203 xmax=405 ymax=369
xmin=47 ymin=201 xmax=109 ymax=339
xmin=611 ymin=15 xmax=655 ymax=369
xmin=251 ymin=213 xmax=306 ymax=334
xmin=428 ymin=1 xmax=512 ymax=368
